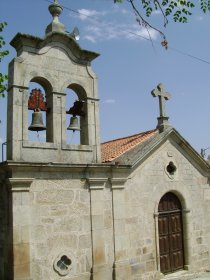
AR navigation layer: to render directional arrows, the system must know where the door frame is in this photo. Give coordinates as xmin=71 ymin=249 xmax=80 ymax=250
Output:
xmin=154 ymin=191 xmax=191 ymax=275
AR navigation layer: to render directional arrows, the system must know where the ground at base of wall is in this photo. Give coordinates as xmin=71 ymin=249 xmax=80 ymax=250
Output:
xmin=163 ymin=270 xmax=210 ymax=280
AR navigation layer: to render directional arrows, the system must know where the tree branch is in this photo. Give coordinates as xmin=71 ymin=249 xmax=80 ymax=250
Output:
xmin=127 ymin=0 xmax=166 ymax=39
xmin=153 ymin=0 xmax=168 ymax=27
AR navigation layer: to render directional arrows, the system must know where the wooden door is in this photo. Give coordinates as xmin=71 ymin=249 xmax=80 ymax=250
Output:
xmin=158 ymin=192 xmax=184 ymax=274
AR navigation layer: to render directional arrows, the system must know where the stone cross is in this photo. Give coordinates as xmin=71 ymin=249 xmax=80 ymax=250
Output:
xmin=151 ymin=83 xmax=171 ymax=117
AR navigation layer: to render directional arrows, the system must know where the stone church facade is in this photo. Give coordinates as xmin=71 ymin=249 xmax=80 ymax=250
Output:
xmin=1 ymin=1 xmax=210 ymax=279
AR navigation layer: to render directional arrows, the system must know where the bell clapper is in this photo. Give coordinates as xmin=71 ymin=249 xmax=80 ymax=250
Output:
xmin=37 ymin=131 xmax=40 ymax=142
xmin=69 ymin=130 xmax=75 ymax=143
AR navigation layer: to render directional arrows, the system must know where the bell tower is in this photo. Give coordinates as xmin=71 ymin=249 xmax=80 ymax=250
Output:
xmin=7 ymin=0 xmax=101 ymax=164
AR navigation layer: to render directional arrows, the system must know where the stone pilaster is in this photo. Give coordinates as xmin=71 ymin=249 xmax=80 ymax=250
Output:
xmin=47 ymin=91 xmax=66 ymax=144
xmin=7 ymin=84 xmax=28 ymax=161
xmin=7 ymin=178 xmax=33 ymax=280
xmin=110 ymin=178 xmax=131 ymax=280
xmin=87 ymin=178 xmax=112 ymax=280
xmin=182 ymin=208 xmax=192 ymax=271
xmin=154 ymin=212 xmax=164 ymax=278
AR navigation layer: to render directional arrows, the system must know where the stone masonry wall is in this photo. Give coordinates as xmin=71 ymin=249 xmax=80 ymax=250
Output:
xmin=120 ymin=139 xmax=210 ymax=279
xmin=28 ymin=178 xmax=114 ymax=280
xmin=0 ymin=183 xmax=10 ymax=279
xmin=29 ymin=179 xmax=92 ymax=280
xmin=3 ymin=139 xmax=210 ymax=280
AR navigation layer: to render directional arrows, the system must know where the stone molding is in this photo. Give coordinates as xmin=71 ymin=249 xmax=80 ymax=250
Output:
xmin=22 ymin=141 xmax=58 ymax=150
xmin=6 ymin=178 xmax=34 ymax=192
xmin=110 ymin=178 xmax=127 ymax=189
xmin=87 ymin=178 xmax=106 ymax=190
xmin=7 ymin=84 xmax=29 ymax=91
xmin=61 ymin=144 xmax=93 ymax=151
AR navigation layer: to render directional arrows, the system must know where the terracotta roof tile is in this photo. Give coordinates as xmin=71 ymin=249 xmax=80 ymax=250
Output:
xmin=101 ymin=129 xmax=158 ymax=163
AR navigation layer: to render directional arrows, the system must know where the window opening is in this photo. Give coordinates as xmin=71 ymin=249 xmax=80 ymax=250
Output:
xmin=166 ymin=161 xmax=177 ymax=175
xmin=66 ymin=88 xmax=81 ymax=144
xmin=28 ymin=82 xmax=47 ymax=142
xmin=53 ymin=253 xmax=72 ymax=276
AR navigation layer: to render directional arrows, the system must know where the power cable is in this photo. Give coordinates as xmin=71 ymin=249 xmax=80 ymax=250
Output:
xmin=43 ymin=0 xmax=210 ymax=65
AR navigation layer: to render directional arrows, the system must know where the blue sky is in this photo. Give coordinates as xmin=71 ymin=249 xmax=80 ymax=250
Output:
xmin=1 ymin=0 xmax=210 ymax=157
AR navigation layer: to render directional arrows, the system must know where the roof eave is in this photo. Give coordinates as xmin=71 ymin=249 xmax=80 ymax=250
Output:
xmin=118 ymin=127 xmax=210 ymax=175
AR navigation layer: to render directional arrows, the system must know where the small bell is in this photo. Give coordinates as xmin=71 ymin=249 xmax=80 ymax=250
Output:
xmin=67 ymin=116 xmax=80 ymax=132
xmin=28 ymin=109 xmax=46 ymax=131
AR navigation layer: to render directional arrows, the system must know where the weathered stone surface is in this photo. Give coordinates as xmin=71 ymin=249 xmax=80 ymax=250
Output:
xmin=2 ymin=130 xmax=210 ymax=280
xmin=36 ymin=190 xmax=74 ymax=204
xmin=2 ymin=3 xmax=210 ymax=279
xmin=7 ymin=27 xmax=101 ymax=164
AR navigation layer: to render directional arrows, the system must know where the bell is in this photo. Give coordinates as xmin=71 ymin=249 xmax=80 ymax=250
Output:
xmin=67 ymin=116 xmax=80 ymax=131
xmin=28 ymin=110 xmax=46 ymax=131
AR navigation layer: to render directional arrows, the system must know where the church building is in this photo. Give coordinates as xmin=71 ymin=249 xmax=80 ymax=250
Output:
xmin=1 ymin=1 xmax=210 ymax=279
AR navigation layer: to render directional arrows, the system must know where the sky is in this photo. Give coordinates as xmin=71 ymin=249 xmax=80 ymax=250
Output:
xmin=1 ymin=0 xmax=210 ymax=159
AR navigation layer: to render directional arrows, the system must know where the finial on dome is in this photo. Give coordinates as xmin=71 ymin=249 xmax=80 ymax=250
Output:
xmin=49 ymin=0 xmax=62 ymax=18
xmin=45 ymin=0 xmax=65 ymax=35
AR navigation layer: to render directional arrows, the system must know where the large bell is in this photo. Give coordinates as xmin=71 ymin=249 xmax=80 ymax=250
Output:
xmin=67 ymin=116 xmax=80 ymax=132
xmin=28 ymin=110 xmax=46 ymax=131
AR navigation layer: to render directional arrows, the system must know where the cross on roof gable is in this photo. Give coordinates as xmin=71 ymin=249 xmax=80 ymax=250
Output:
xmin=151 ymin=83 xmax=172 ymax=132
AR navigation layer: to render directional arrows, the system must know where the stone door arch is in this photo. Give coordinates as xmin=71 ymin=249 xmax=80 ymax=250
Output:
xmin=158 ymin=192 xmax=185 ymax=274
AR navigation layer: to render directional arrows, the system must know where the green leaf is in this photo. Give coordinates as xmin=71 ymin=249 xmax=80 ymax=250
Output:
xmin=0 ymin=22 xmax=9 ymax=96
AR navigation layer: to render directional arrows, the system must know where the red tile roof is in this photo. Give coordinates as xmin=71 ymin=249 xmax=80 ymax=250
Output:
xmin=101 ymin=129 xmax=158 ymax=163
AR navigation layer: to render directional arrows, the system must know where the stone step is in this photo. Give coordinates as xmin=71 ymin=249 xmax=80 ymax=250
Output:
xmin=163 ymin=271 xmax=210 ymax=280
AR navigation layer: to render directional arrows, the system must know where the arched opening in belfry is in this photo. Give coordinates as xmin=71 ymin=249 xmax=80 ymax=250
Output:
xmin=66 ymin=84 xmax=87 ymax=145
xmin=28 ymin=78 xmax=52 ymax=143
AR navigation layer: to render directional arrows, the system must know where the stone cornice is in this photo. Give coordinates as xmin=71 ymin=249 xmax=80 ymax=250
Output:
xmin=10 ymin=32 xmax=100 ymax=65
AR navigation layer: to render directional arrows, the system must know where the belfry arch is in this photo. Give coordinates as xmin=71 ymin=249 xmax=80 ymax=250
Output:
xmin=65 ymin=84 xmax=88 ymax=145
xmin=27 ymin=77 xmax=52 ymax=143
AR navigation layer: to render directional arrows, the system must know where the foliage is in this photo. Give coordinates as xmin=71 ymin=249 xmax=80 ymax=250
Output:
xmin=0 ymin=22 xmax=9 ymax=97
xmin=114 ymin=0 xmax=210 ymax=44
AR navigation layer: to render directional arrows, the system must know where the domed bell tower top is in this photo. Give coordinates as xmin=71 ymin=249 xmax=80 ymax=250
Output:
xmin=7 ymin=0 xmax=101 ymax=164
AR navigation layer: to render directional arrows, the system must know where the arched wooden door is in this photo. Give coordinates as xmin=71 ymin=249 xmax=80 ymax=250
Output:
xmin=158 ymin=192 xmax=185 ymax=274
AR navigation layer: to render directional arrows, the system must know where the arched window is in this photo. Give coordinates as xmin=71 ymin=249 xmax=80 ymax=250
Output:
xmin=65 ymin=84 xmax=87 ymax=145
xmin=28 ymin=78 xmax=52 ymax=143
xmin=66 ymin=88 xmax=81 ymax=144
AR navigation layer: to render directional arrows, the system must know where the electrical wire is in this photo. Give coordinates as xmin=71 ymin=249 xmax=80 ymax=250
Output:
xmin=43 ymin=0 xmax=210 ymax=65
